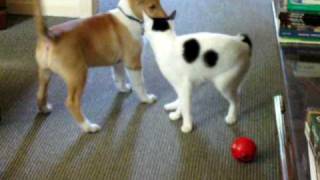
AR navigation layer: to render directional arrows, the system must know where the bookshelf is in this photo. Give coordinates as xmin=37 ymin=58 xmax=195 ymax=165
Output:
xmin=273 ymin=1 xmax=320 ymax=180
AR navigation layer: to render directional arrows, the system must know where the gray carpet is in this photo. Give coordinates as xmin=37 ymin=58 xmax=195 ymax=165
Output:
xmin=0 ymin=0 xmax=283 ymax=179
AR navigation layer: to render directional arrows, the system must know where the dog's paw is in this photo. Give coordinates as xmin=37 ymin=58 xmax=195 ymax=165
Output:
xmin=118 ymin=83 xmax=132 ymax=93
xmin=169 ymin=111 xmax=181 ymax=121
xmin=181 ymin=124 xmax=193 ymax=133
xmin=141 ymin=94 xmax=157 ymax=104
xmin=81 ymin=120 xmax=101 ymax=133
xmin=225 ymin=115 xmax=237 ymax=125
xmin=164 ymin=100 xmax=179 ymax=111
xmin=39 ymin=103 xmax=53 ymax=114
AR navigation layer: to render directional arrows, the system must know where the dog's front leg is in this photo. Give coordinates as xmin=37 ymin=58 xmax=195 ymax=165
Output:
xmin=177 ymin=80 xmax=193 ymax=133
xmin=112 ymin=62 xmax=132 ymax=93
xmin=126 ymin=69 xmax=157 ymax=104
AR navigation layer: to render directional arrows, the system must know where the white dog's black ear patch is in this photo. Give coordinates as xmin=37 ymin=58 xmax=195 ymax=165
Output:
xmin=183 ymin=39 xmax=200 ymax=63
xmin=152 ymin=18 xmax=170 ymax=31
xmin=203 ymin=50 xmax=218 ymax=67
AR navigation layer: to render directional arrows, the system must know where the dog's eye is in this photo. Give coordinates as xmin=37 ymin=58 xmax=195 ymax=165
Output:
xmin=149 ymin=4 xmax=156 ymax=10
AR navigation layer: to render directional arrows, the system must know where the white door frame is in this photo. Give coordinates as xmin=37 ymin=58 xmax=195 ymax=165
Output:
xmin=7 ymin=0 xmax=99 ymax=18
xmin=79 ymin=0 xmax=99 ymax=18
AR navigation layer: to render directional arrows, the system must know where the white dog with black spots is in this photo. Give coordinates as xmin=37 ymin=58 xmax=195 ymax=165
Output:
xmin=143 ymin=11 xmax=252 ymax=133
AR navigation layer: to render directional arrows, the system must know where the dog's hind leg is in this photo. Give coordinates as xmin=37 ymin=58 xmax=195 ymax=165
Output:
xmin=212 ymin=62 xmax=249 ymax=125
xmin=126 ymin=69 xmax=158 ymax=104
xmin=37 ymin=68 xmax=52 ymax=114
xmin=165 ymin=99 xmax=182 ymax=121
xmin=176 ymin=80 xmax=193 ymax=133
xmin=64 ymin=69 xmax=101 ymax=133
xmin=123 ymin=44 xmax=157 ymax=104
xmin=112 ymin=62 xmax=132 ymax=93
xmin=214 ymin=75 xmax=239 ymax=125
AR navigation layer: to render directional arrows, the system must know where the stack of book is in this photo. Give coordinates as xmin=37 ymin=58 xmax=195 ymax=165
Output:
xmin=0 ymin=0 xmax=6 ymax=30
xmin=278 ymin=0 xmax=320 ymax=43
xmin=305 ymin=108 xmax=320 ymax=180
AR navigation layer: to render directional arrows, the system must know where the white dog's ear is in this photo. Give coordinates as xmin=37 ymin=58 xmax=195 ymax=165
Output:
xmin=169 ymin=10 xmax=177 ymax=20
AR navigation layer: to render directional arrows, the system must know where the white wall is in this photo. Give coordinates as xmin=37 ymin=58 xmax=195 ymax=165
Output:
xmin=6 ymin=0 xmax=98 ymax=17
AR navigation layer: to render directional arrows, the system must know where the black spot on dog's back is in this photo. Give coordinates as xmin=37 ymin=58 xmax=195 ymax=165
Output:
xmin=183 ymin=39 xmax=200 ymax=63
xmin=203 ymin=50 xmax=218 ymax=67
xmin=152 ymin=18 xmax=170 ymax=31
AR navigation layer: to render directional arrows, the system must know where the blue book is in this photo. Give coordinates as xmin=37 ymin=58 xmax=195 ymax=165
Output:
xmin=279 ymin=28 xmax=320 ymax=40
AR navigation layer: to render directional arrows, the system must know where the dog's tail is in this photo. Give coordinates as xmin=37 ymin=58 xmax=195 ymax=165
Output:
xmin=238 ymin=33 xmax=252 ymax=55
xmin=238 ymin=33 xmax=252 ymax=56
xmin=33 ymin=0 xmax=52 ymax=40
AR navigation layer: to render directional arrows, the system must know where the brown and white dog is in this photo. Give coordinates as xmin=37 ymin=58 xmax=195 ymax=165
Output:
xmin=33 ymin=0 xmax=167 ymax=133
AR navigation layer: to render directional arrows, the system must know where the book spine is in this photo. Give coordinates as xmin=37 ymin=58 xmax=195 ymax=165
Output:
xmin=305 ymin=110 xmax=320 ymax=155
xmin=280 ymin=20 xmax=320 ymax=28
xmin=280 ymin=21 xmax=320 ymax=32
xmin=279 ymin=12 xmax=320 ymax=22
xmin=279 ymin=11 xmax=320 ymax=18
xmin=283 ymin=19 xmax=320 ymax=26
xmin=288 ymin=0 xmax=320 ymax=12
xmin=279 ymin=28 xmax=320 ymax=40
xmin=302 ymin=0 xmax=320 ymax=5
xmin=281 ymin=0 xmax=288 ymax=11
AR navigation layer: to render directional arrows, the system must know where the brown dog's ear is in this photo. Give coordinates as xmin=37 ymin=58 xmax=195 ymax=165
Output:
xmin=169 ymin=10 xmax=177 ymax=20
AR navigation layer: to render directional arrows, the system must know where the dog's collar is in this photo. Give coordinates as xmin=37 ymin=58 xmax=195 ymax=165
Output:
xmin=118 ymin=6 xmax=143 ymax=25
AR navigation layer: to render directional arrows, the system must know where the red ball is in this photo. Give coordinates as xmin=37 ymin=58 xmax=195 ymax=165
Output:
xmin=231 ymin=137 xmax=257 ymax=162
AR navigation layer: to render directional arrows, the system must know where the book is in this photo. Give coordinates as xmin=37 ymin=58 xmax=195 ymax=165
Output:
xmin=280 ymin=11 xmax=320 ymax=19
xmin=308 ymin=141 xmax=320 ymax=180
xmin=279 ymin=28 xmax=320 ymax=40
xmin=279 ymin=36 xmax=320 ymax=44
xmin=280 ymin=22 xmax=320 ymax=33
xmin=283 ymin=0 xmax=289 ymax=11
xmin=305 ymin=109 xmax=320 ymax=180
xmin=288 ymin=0 xmax=320 ymax=12
xmin=305 ymin=108 xmax=320 ymax=155
xmin=279 ymin=12 xmax=320 ymax=26
xmin=303 ymin=0 xmax=320 ymax=5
